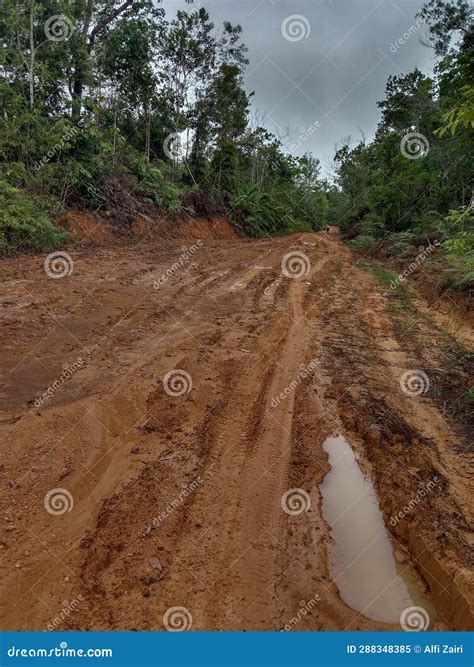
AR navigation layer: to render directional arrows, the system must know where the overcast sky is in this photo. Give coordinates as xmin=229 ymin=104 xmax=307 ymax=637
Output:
xmin=162 ymin=0 xmax=435 ymax=177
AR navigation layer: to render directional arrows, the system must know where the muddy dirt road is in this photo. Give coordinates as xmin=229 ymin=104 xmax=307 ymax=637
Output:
xmin=0 ymin=231 xmax=472 ymax=631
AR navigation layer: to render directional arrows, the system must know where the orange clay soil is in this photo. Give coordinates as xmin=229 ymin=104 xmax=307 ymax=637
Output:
xmin=0 ymin=230 xmax=472 ymax=631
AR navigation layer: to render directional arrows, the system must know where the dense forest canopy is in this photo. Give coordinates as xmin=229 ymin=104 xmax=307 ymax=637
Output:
xmin=0 ymin=0 xmax=473 ymax=285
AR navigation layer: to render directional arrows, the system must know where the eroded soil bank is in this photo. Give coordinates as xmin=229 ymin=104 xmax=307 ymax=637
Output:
xmin=0 ymin=230 xmax=472 ymax=631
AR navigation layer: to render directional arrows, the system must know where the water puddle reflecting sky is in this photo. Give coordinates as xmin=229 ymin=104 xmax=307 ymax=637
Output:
xmin=320 ymin=435 xmax=433 ymax=625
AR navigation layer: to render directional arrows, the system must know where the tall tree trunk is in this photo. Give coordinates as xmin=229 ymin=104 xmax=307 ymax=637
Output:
xmin=113 ymin=100 xmax=118 ymax=163
xmin=71 ymin=69 xmax=84 ymax=118
xmin=71 ymin=0 xmax=134 ymax=118
xmin=71 ymin=0 xmax=92 ymax=118
xmin=144 ymin=101 xmax=150 ymax=162
xmin=29 ymin=2 xmax=35 ymax=107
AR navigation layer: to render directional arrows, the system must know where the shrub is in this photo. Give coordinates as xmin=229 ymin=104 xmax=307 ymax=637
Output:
xmin=0 ymin=180 xmax=68 ymax=255
xmin=440 ymin=207 xmax=474 ymax=288
xmin=348 ymin=234 xmax=378 ymax=251
xmin=137 ymin=163 xmax=184 ymax=212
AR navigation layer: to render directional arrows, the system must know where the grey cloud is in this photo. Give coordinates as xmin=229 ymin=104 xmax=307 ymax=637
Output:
xmin=162 ymin=0 xmax=434 ymax=176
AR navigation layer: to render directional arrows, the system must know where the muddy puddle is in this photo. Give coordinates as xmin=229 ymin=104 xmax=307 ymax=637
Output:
xmin=320 ymin=434 xmax=434 ymax=625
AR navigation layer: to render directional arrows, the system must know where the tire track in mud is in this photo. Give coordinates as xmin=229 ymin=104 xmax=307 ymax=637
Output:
xmin=221 ymin=280 xmax=311 ymax=629
xmin=0 ymin=233 xmax=472 ymax=631
xmin=55 ymin=258 xmax=301 ymax=629
xmin=147 ymin=277 xmax=315 ymax=630
xmin=79 ymin=249 xmax=323 ymax=630
xmin=307 ymin=259 xmax=474 ymax=630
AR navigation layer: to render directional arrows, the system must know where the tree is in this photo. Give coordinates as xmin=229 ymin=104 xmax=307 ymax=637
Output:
xmin=98 ymin=15 xmax=160 ymax=159
xmin=376 ymin=70 xmax=435 ymax=135
xmin=69 ymin=0 xmax=161 ymax=117
xmin=417 ymin=0 xmax=472 ymax=56
xmin=436 ymin=85 xmax=474 ymax=136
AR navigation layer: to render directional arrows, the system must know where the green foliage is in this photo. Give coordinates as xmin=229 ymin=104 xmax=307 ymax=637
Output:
xmin=0 ymin=0 xmax=472 ymax=254
xmin=436 ymin=86 xmax=474 ymax=136
xmin=369 ymin=266 xmax=399 ymax=288
xmin=349 ymin=235 xmax=378 ymax=251
xmin=0 ymin=1 xmax=327 ymax=243
xmin=441 ymin=205 xmax=473 ymax=236
xmin=443 ymin=228 xmax=474 ymax=286
xmin=416 ymin=0 xmax=472 ymax=56
xmin=137 ymin=163 xmax=184 ymax=212
xmin=335 ymin=0 xmax=473 ymax=289
xmin=0 ymin=180 xmax=68 ymax=255
xmin=231 ymin=186 xmax=294 ymax=237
